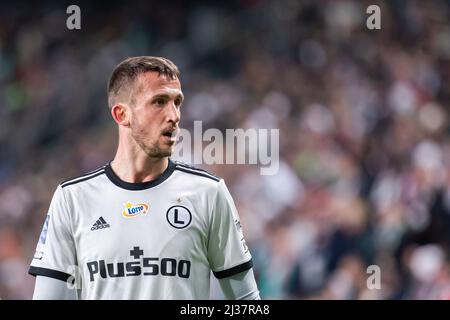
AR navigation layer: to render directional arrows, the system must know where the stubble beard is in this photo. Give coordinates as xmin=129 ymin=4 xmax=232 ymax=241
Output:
xmin=132 ymin=131 xmax=173 ymax=159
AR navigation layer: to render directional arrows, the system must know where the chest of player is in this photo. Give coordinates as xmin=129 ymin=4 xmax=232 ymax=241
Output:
xmin=71 ymin=193 xmax=209 ymax=265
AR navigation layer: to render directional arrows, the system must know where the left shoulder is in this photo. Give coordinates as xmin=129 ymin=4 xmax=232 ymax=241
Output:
xmin=173 ymin=161 xmax=221 ymax=183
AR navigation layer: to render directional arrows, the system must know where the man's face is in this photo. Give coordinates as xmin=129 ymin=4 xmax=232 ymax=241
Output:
xmin=128 ymin=72 xmax=183 ymax=158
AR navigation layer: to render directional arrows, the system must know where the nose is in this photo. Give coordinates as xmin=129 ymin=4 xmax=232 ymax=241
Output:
xmin=166 ymin=101 xmax=180 ymax=125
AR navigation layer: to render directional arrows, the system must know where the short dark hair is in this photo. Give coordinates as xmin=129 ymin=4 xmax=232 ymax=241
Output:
xmin=107 ymin=56 xmax=180 ymax=108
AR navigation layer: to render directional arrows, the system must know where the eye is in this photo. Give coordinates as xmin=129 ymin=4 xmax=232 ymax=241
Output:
xmin=154 ymin=98 xmax=166 ymax=106
xmin=175 ymin=98 xmax=182 ymax=108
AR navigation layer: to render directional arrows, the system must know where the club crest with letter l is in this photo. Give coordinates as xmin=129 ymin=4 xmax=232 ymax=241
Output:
xmin=166 ymin=205 xmax=192 ymax=229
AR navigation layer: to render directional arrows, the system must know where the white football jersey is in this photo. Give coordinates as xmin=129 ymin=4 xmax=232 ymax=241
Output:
xmin=29 ymin=159 xmax=253 ymax=299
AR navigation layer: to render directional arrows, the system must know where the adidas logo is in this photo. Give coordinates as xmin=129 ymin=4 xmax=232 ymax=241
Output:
xmin=91 ymin=217 xmax=110 ymax=231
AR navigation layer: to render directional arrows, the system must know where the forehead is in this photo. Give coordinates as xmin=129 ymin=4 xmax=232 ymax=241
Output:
xmin=136 ymin=72 xmax=182 ymax=97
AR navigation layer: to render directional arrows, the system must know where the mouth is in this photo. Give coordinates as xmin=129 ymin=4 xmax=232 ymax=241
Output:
xmin=161 ymin=128 xmax=178 ymax=141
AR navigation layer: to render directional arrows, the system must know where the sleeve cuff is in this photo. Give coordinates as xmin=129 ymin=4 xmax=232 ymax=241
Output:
xmin=213 ymin=259 xmax=253 ymax=279
xmin=29 ymin=266 xmax=73 ymax=283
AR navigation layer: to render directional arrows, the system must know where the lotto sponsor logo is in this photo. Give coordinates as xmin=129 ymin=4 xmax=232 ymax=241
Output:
xmin=122 ymin=202 xmax=149 ymax=218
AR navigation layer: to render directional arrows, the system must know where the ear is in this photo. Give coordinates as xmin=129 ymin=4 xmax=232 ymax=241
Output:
xmin=111 ymin=104 xmax=130 ymax=127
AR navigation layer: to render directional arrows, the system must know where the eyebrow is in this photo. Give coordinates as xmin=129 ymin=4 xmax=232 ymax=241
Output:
xmin=151 ymin=93 xmax=184 ymax=102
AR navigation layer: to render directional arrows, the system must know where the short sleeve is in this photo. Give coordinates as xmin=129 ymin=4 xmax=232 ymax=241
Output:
xmin=207 ymin=179 xmax=253 ymax=279
xmin=29 ymin=185 xmax=77 ymax=283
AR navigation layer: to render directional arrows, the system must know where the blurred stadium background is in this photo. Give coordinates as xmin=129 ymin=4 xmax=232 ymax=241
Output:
xmin=1 ymin=0 xmax=450 ymax=299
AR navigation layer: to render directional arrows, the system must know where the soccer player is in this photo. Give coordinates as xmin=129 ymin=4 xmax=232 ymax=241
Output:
xmin=29 ymin=56 xmax=260 ymax=300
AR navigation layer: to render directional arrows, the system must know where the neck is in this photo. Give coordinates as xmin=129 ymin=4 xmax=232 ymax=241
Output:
xmin=111 ymin=138 xmax=169 ymax=183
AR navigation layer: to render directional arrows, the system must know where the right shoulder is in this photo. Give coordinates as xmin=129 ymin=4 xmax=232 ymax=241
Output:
xmin=59 ymin=164 xmax=108 ymax=189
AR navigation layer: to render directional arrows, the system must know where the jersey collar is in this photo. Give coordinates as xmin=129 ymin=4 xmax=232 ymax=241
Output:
xmin=105 ymin=158 xmax=176 ymax=190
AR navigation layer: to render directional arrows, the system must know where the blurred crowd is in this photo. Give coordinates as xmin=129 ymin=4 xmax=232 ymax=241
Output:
xmin=1 ymin=0 xmax=450 ymax=299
